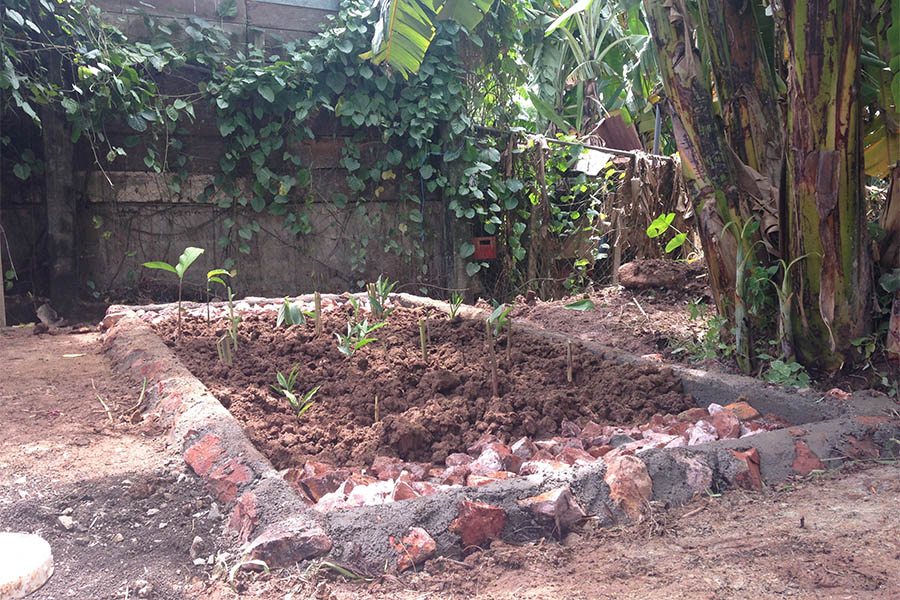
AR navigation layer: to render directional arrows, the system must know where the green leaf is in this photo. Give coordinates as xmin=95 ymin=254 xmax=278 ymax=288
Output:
xmin=665 ymin=232 xmax=687 ymax=253
xmin=126 ymin=114 xmax=147 ymax=132
xmin=563 ymin=298 xmax=596 ymax=311
xmin=258 ymin=85 xmax=275 ymax=103
xmin=12 ymin=163 xmax=30 ymax=180
xmin=466 ymin=261 xmax=481 ymax=276
xmin=216 ymin=0 xmax=238 ymax=17
xmin=460 ymin=242 xmax=475 ymax=258
xmin=175 ymin=247 xmax=205 ymax=278
xmin=545 ymin=0 xmax=594 ymax=35
xmin=647 ymin=213 xmax=675 ymax=238
xmin=326 ymin=71 xmax=346 ymax=94
xmin=142 ymin=261 xmax=178 ymax=274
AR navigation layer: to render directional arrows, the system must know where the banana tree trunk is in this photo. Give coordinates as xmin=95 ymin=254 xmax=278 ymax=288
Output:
xmin=782 ymin=0 xmax=873 ymax=371
xmin=884 ymin=167 xmax=900 ymax=360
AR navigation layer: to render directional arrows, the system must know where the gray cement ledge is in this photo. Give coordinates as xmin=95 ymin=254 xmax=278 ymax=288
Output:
xmin=101 ymin=297 xmax=900 ymax=574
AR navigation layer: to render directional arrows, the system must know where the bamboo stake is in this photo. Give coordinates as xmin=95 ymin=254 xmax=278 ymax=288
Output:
xmin=419 ymin=318 xmax=428 ymax=363
xmin=314 ymin=291 xmax=322 ymax=336
xmin=374 ymin=395 xmax=380 ymax=423
xmin=506 ymin=318 xmax=512 ymax=362
xmin=486 ymin=320 xmax=499 ymax=398
xmin=566 ymin=339 xmax=573 ymax=383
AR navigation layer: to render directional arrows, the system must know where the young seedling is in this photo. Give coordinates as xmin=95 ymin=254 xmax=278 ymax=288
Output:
xmin=271 ymin=364 xmax=321 ymax=419
xmin=506 ymin=317 xmax=513 ymax=362
xmin=485 ymin=319 xmax=499 ymax=398
xmin=335 ymin=319 xmax=385 ymax=361
xmin=314 ymin=291 xmax=322 ymax=336
xmin=205 ymin=268 xmax=233 ymax=324
xmin=449 ymin=291 xmax=464 ymax=319
xmin=366 ymin=275 xmax=397 ymax=320
xmin=419 ymin=318 xmax=428 ymax=363
xmin=277 ymin=297 xmax=305 ymax=327
xmin=142 ymin=246 xmax=205 ymax=339
xmin=216 ymin=286 xmax=240 ymax=366
xmin=488 ymin=303 xmax=514 ymax=363
xmin=566 ymin=338 xmax=573 ymax=383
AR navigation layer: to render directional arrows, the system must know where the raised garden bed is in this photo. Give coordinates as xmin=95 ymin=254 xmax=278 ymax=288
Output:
xmin=101 ymin=294 xmax=900 ymax=573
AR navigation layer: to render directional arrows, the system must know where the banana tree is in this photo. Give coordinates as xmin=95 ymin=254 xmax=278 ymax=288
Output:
xmin=362 ymin=0 xmax=495 ymax=77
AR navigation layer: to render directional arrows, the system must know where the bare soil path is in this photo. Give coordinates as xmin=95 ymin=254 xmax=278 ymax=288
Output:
xmin=2 ymin=318 xmax=899 ymax=600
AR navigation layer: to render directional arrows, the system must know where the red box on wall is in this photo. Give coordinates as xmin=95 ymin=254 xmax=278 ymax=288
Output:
xmin=472 ymin=237 xmax=497 ymax=260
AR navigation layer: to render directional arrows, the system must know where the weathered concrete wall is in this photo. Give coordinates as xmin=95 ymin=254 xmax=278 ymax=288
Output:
xmin=0 ymin=0 xmax=453 ymax=302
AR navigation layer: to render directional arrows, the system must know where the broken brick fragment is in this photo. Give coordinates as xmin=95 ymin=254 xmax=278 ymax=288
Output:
xmin=517 ymin=486 xmax=586 ymax=534
xmin=728 ymin=448 xmax=763 ymax=490
xmin=603 ymin=455 xmax=652 ymax=519
xmin=792 ymin=440 xmax=825 ymax=476
xmin=390 ymin=527 xmax=436 ymax=572
xmin=448 ymin=499 xmax=506 ymax=549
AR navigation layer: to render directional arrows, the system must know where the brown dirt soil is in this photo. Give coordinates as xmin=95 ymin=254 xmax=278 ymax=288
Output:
xmin=4 ymin=319 xmax=900 ymax=600
xmin=151 ymin=305 xmax=693 ymax=470
xmin=0 ymin=327 xmax=219 ymax=599
xmin=201 ymin=462 xmax=900 ymax=600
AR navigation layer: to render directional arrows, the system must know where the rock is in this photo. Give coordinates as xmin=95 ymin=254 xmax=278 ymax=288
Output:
xmin=112 ymin=533 xmax=124 ymax=543
xmin=711 ymin=411 xmax=741 ymax=439
xmin=510 ymin=437 xmax=537 ymax=459
xmin=391 ymin=481 xmax=419 ymax=501
xmin=609 ymin=434 xmax=636 ymax=448
xmin=300 ymin=470 xmax=352 ymax=502
xmin=57 ymin=516 xmax=75 ymax=530
xmin=826 ymin=388 xmax=852 ymax=401
xmin=469 ymin=448 xmax=506 ymax=475
xmin=677 ymin=407 xmax=710 ymax=423
xmin=517 ymin=487 xmax=586 ymax=534
xmin=727 ymin=448 xmax=763 ymax=490
xmin=449 ymin=500 xmax=506 ymax=549
xmin=391 ymin=527 xmax=436 ymax=572
xmin=723 ymin=400 xmax=761 ymax=421
xmin=533 ymin=439 xmax=561 ymax=454
xmin=686 ymin=420 xmax=718 ymax=446
xmin=604 ymin=455 xmax=652 ymax=520
xmin=466 ymin=471 xmax=517 ymax=486
xmin=345 ymin=480 xmax=393 ymax=507
xmin=134 ymin=579 xmax=153 ymax=598
xmin=412 ymin=481 xmax=441 ymax=496
xmin=519 ymin=460 xmax=571 ymax=477
xmin=440 ymin=465 xmax=470 ymax=486
xmin=207 ymin=503 xmax=221 ymax=521
xmin=228 ymin=493 xmax=258 ymax=542
xmin=445 ymin=453 xmax=474 ymax=466
xmin=245 ymin=518 xmax=332 ymax=568
xmin=189 ymin=536 xmax=205 ymax=560
xmin=371 ymin=456 xmax=404 ymax=481
xmin=792 ymin=440 xmax=825 ymax=476
xmin=670 ymin=453 xmax=714 ymax=495
xmin=706 ymin=403 xmax=724 ymax=415
xmin=588 ymin=445 xmax=614 ymax=458
xmin=467 ymin=434 xmax=500 ymax=455
xmin=146 ymin=508 xmax=160 ymax=517
xmin=560 ymin=420 xmax=581 ymax=438
xmin=554 ymin=447 xmax=596 ymax=466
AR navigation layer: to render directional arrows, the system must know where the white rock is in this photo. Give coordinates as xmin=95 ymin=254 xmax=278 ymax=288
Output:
xmin=0 ymin=532 xmax=54 ymax=599
xmin=57 ymin=516 xmax=75 ymax=531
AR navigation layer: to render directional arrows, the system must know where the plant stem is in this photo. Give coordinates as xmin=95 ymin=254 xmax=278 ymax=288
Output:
xmin=506 ymin=318 xmax=512 ymax=362
xmin=314 ymin=291 xmax=322 ymax=336
xmin=177 ymin=278 xmax=183 ymax=339
xmin=374 ymin=395 xmax=380 ymax=423
xmin=419 ymin=318 xmax=428 ymax=363
xmin=486 ymin=319 xmax=499 ymax=398
xmin=566 ymin=338 xmax=573 ymax=383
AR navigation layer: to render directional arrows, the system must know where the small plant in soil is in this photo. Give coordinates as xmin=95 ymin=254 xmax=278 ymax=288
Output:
xmin=271 ymin=365 xmax=321 ymax=418
xmin=276 ymin=297 xmax=306 ymax=327
xmin=142 ymin=246 xmax=204 ymax=338
xmin=205 ymin=268 xmax=233 ymax=324
xmin=366 ymin=275 xmax=397 ymax=320
xmin=314 ymin=291 xmax=322 ymax=336
xmin=488 ymin=303 xmax=514 ymax=361
xmin=484 ymin=319 xmax=500 ymax=398
xmin=449 ymin=291 xmax=464 ymax=319
xmin=216 ymin=286 xmax=240 ymax=365
xmin=335 ymin=319 xmax=385 ymax=360
xmin=419 ymin=318 xmax=428 ymax=363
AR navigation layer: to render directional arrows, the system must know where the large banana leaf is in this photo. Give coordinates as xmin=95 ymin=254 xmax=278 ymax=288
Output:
xmin=362 ymin=0 xmax=494 ymax=77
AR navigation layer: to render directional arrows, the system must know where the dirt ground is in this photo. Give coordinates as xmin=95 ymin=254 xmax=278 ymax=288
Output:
xmin=152 ymin=305 xmax=691 ymax=470
xmin=2 ymin=284 xmax=900 ymax=599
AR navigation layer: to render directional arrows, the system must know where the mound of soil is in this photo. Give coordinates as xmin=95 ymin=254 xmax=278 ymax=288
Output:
xmin=154 ymin=305 xmax=692 ymax=470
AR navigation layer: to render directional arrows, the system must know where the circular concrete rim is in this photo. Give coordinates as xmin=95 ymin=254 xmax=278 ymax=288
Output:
xmin=0 ymin=532 xmax=54 ymax=600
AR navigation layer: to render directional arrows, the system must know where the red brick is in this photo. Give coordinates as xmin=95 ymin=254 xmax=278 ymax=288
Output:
xmin=677 ymin=407 xmax=710 ymax=423
xmin=711 ymin=411 xmax=741 ymax=439
xmin=843 ymin=434 xmax=880 ymax=460
xmin=792 ymin=440 xmax=825 ymax=476
xmin=855 ymin=415 xmax=891 ymax=425
xmin=604 ymin=455 xmax=652 ymax=519
xmin=391 ymin=481 xmax=419 ymax=501
xmin=228 ymin=492 xmax=258 ymax=542
xmin=516 ymin=486 xmax=586 ymax=533
xmin=729 ymin=448 xmax=763 ymax=490
xmin=390 ymin=527 xmax=436 ymax=572
xmin=467 ymin=434 xmax=500 ymax=455
xmin=724 ymin=401 xmax=761 ymax=421
xmin=555 ymin=447 xmax=596 ymax=466
xmin=371 ymin=456 xmax=404 ymax=481
xmin=589 ymin=445 xmax=613 ymax=458
xmin=184 ymin=433 xmax=223 ymax=478
xmin=208 ymin=459 xmax=253 ymax=504
xmin=246 ymin=518 xmax=332 ymax=568
xmin=301 ymin=470 xmax=352 ymax=502
xmin=466 ymin=471 xmax=517 ymax=487
xmin=445 ymin=453 xmax=475 ymax=466
xmin=449 ymin=500 xmax=506 ymax=549
xmin=440 ymin=465 xmax=470 ymax=486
